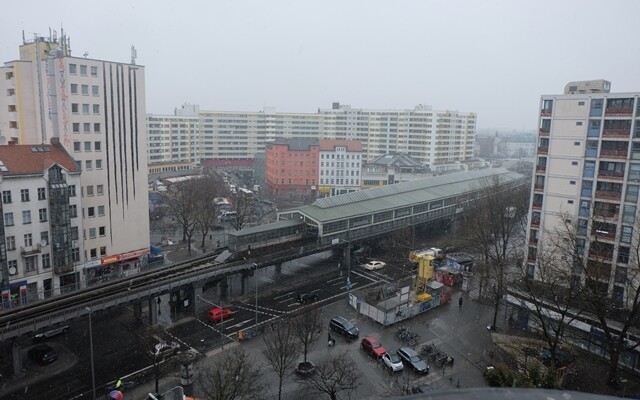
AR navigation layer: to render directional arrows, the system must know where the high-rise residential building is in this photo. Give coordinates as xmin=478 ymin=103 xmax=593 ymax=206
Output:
xmin=526 ymin=79 xmax=638 ymax=307
xmin=318 ymin=139 xmax=363 ymax=197
xmin=147 ymin=104 xmax=200 ymax=168
xmin=265 ymin=138 xmax=319 ymax=199
xmin=146 ymin=103 xmax=476 ymax=171
xmin=0 ymin=31 xmax=150 ymax=297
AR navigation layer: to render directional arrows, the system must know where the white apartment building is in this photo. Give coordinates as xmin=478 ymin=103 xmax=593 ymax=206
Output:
xmin=0 ymin=143 xmax=83 ymax=306
xmin=146 ymin=103 xmax=476 ymax=169
xmin=318 ymin=139 xmax=363 ymax=196
xmin=147 ymin=103 xmax=200 ymax=167
xmin=526 ymin=79 xmax=639 ymax=307
xmin=0 ymin=32 xmax=150 ymax=296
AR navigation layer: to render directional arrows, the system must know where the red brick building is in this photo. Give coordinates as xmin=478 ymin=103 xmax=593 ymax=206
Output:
xmin=265 ymin=138 xmax=319 ymax=200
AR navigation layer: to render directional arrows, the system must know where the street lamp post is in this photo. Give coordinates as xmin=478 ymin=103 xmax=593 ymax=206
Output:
xmin=254 ymin=263 xmax=258 ymax=326
xmin=85 ymin=307 xmax=96 ymax=400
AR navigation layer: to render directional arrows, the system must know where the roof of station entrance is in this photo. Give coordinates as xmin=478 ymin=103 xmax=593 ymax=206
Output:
xmin=287 ymin=167 xmax=525 ymax=224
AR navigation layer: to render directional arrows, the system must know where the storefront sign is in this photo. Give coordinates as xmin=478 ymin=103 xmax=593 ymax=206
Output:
xmin=101 ymin=255 xmax=121 ymax=265
xmin=121 ymin=248 xmax=150 ymax=260
xmin=84 ymin=260 xmax=102 ymax=268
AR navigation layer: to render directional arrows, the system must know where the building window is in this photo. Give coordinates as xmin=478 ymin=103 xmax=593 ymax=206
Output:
xmin=72 ymin=123 xmax=80 ymax=133
xmin=576 ymin=122 xmax=583 ymax=126
xmin=570 ymin=181 xmax=576 ymax=185
xmin=93 ymin=104 xmax=100 ymax=114
xmin=89 ymin=228 xmax=96 ymax=239
xmin=42 ymin=254 xmax=51 ymax=268
xmin=70 ymin=83 xmax=78 ymax=94
xmin=24 ymin=233 xmax=33 ymax=247
xmin=84 ymin=142 xmax=91 ymax=151
xmin=21 ymin=210 xmax=33 ymax=225
xmin=578 ymin=101 xmax=585 ymax=106
xmin=83 ymin=122 xmax=91 ymax=133
xmin=25 ymin=256 xmax=36 ymax=272
xmin=37 ymin=187 xmax=46 ymax=201
xmin=85 ymin=160 xmax=93 ymax=170
xmin=9 ymin=121 xmax=17 ymax=129
xmin=4 ymin=212 xmax=14 ymax=226
xmin=81 ymin=84 xmax=89 ymax=96
xmin=82 ymin=104 xmax=90 ymax=114
xmin=98 ymin=205 xmax=105 ymax=216
xmin=69 ymin=204 xmax=78 ymax=218
xmin=572 ymin=161 xmax=578 ymax=166
xmin=97 ymin=185 xmax=103 ymax=195
xmin=68 ymin=185 xmax=76 ymax=197
xmin=574 ymin=141 xmax=580 ymax=146
xmin=90 ymin=248 xmax=97 ymax=258
xmin=94 ymin=141 xmax=101 ymax=151
xmin=2 ymin=190 xmax=11 ymax=204
xmin=100 ymin=246 xmax=107 ymax=256
xmin=6 ymin=236 xmax=15 ymax=251
xmin=99 ymin=226 xmax=106 ymax=236
xmin=80 ymin=65 xmax=87 ymax=75
xmin=92 ymin=85 xmax=99 ymax=96
xmin=69 ymin=64 xmax=77 ymax=74
xmin=39 ymin=208 xmax=47 ymax=222
xmin=86 ymin=186 xmax=94 ymax=196
xmin=72 ymin=248 xmax=80 ymax=262
xmin=88 ymin=207 xmax=95 ymax=217
xmin=40 ymin=231 xmax=48 ymax=245
xmin=71 ymin=103 xmax=79 ymax=113
xmin=96 ymin=159 xmax=102 ymax=169
xmin=73 ymin=142 xmax=81 ymax=152
xmin=21 ymin=189 xmax=29 ymax=202
xmin=90 ymin=66 xmax=98 ymax=77
xmin=567 ymin=200 xmax=574 ymax=204
xmin=7 ymin=260 xmax=17 ymax=275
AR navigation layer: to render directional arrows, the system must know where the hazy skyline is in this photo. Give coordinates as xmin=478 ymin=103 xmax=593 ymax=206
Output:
xmin=3 ymin=0 xmax=640 ymax=131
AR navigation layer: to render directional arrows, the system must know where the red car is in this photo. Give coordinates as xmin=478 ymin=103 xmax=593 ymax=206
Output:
xmin=209 ymin=307 xmax=232 ymax=322
xmin=360 ymin=336 xmax=387 ymax=359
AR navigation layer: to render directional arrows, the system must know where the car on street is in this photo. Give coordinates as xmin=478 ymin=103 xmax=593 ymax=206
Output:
xmin=33 ymin=323 xmax=70 ymax=341
xmin=209 ymin=307 xmax=233 ymax=322
xmin=329 ymin=316 xmax=359 ymax=340
xmin=397 ymin=347 xmax=429 ymax=374
xmin=382 ymin=352 xmax=404 ymax=372
xmin=360 ymin=336 xmax=386 ymax=359
xmin=296 ymin=292 xmax=319 ymax=304
xmin=364 ymin=260 xmax=386 ymax=271
xmin=150 ymin=341 xmax=180 ymax=359
xmin=28 ymin=344 xmax=58 ymax=365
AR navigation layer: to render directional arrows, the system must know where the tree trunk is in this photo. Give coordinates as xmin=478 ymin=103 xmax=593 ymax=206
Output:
xmin=492 ymin=291 xmax=500 ymax=328
xmin=278 ymin=379 xmax=283 ymax=400
xmin=303 ymin=343 xmax=308 ymax=363
xmin=607 ymin=350 xmax=621 ymax=387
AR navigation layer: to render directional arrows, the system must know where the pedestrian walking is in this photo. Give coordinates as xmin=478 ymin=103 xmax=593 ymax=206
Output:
xmin=458 ymin=296 xmax=463 ymax=309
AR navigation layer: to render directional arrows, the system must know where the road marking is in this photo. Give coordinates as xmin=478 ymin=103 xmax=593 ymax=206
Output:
xmin=274 ymin=291 xmax=296 ymax=300
xmin=228 ymin=319 xmax=254 ymax=329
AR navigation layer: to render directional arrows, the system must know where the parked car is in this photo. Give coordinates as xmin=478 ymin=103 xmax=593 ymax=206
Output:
xmin=364 ymin=260 xmax=386 ymax=271
xmin=411 ymin=384 xmax=433 ymax=393
xmin=212 ymin=225 xmax=225 ymax=231
xmin=382 ymin=352 xmax=404 ymax=372
xmin=397 ymin=347 xmax=429 ymax=374
xmin=296 ymin=292 xmax=319 ymax=304
xmin=33 ymin=323 xmax=69 ymax=341
xmin=28 ymin=344 xmax=58 ymax=365
xmin=209 ymin=307 xmax=233 ymax=322
xmin=361 ymin=336 xmax=387 ymax=359
xmin=329 ymin=316 xmax=359 ymax=340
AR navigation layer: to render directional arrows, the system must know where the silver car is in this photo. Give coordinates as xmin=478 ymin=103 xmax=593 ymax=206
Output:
xmin=34 ymin=324 xmax=69 ymax=341
xmin=382 ymin=352 xmax=404 ymax=372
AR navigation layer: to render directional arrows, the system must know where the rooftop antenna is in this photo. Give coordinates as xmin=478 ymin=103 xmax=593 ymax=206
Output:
xmin=83 ymin=52 xmax=89 ymax=58
xmin=131 ymin=45 xmax=137 ymax=65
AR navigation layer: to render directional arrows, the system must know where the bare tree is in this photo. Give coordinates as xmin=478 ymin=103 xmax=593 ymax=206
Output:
xmin=231 ymin=190 xmax=256 ymax=231
xmin=194 ymin=171 xmax=228 ymax=248
xmin=297 ymin=354 xmax=360 ymax=400
xmin=262 ymin=321 xmax=299 ymax=400
xmin=457 ymin=174 xmax=530 ymax=327
xmin=161 ymin=178 xmax=201 ymax=254
xmin=292 ymin=309 xmax=323 ymax=364
xmin=197 ymin=349 xmax=263 ymax=400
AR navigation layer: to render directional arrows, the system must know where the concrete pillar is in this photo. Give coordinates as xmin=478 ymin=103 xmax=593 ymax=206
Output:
xmin=11 ymin=341 xmax=23 ymax=377
xmin=193 ymin=284 xmax=204 ymax=316
xmin=241 ymin=272 xmax=248 ymax=296
xmin=219 ymin=278 xmax=229 ymax=301
xmin=133 ymin=301 xmax=143 ymax=320
xmin=343 ymin=243 xmax=352 ymax=271
xmin=149 ymin=297 xmax=158 ymax=325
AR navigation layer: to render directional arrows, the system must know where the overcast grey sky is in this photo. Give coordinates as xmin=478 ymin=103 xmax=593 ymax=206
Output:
xmin=3 ymin=0 xmax=640 ymax=131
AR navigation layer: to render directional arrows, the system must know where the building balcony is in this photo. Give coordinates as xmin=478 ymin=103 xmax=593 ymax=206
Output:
xmin=605 ymin=107 xmax=633 ymax=116
xmin=594 ymin=190 xmax=622 ymax=200
xmin=541 ymin=109 xmax=552 ymax=116
xmin=529 ymin=237 xmax=539 ymax=245
xmin=588 ymin=251 xmax=613 ymax=261
xmin=532 ymin=202 xmax=543 ymax=210
xmin=534 ymin=184 xmax=545 ymax=192
xmin=54 ymin=264 xmax=75 ymax=275
xmin=536 ymin=165 xmax=546 ymax=173
xmin=592 ymin=230 xmax=616 ymax=241
xmin=21 ymin=244 xmax=42 ymax=256
xmin=531 ymin=218 xmax=540 ymax=227
xmin=537 ymin=147 xmax=549 ymax=154
xmin=593 ymin=210 xmax=619 ymax=221
xmin=599 ymin=149 xmax=628 ymax=159
xmin=539 ymin=128 xmax=550 ymax=136
xmin=597 ymin=170 xmax=625 ymax=180
xmin=528 ymin=254 xmax=537 ymax=262
xmin=602 ymin=128 xmax=630 ymax=138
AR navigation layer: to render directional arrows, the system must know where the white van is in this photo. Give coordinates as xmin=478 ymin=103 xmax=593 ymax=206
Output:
xmin=219 ymin=211 xmax=237 ymax=221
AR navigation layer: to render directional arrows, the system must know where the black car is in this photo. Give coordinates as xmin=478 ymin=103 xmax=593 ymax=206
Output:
xmin=28 ymin=344 xmax=58 ymax=365
xmin=397 ymin=347 xmax=429 ymax=374
xmin=329 ymin=316 xmax=359 ymax=340
xmin=212 ymin=225 xmax=225 ymax=231
xmin=296 ymin=292 xmax=319 ymax=304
